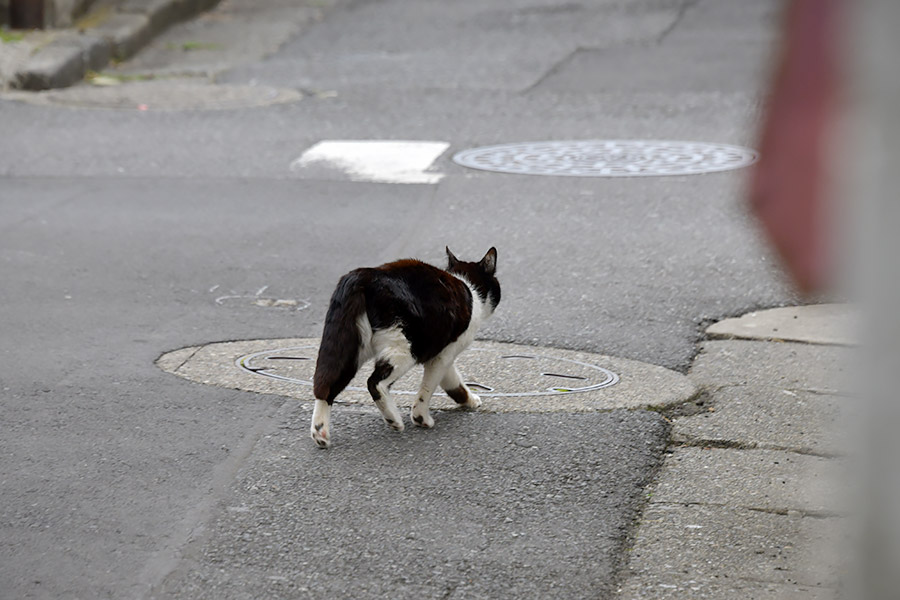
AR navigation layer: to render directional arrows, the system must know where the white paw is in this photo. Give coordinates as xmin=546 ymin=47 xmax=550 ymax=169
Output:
xmin=411 ymin=407 xmax=435 ymax=428
xmin=463 ymin=393 xmax=482 ymax=410
xmin=383 ymin=413 xmax=405 ymax=432
xmin=311 ymin=400 xmax=332 ymax=448
xmin=310 ymin=423 xmax=331 ymax=449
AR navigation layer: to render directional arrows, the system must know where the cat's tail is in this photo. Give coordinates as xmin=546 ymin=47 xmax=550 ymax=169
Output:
xmin=313 ymin=270 xmax=368 ymax=403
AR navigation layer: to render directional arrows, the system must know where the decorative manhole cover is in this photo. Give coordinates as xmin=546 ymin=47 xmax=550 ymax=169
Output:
xmin=236 ymin=345 xmax=618 ymax=397
xmin=156 ymin=338 xmax=698 ymax=413
xmin=452 ymin=140 xmax=758 ymax=177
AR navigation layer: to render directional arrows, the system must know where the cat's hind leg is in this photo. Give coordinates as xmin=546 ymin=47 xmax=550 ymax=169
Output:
xmin=367 ymin=352 xmax=415 ymax=432
xmin=311 ymin=400 xmax=332 ymax=448
xmin=441 ymin=364 xmax=482 ymax=410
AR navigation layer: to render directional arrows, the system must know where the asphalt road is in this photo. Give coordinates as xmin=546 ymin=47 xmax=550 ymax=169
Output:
xmin=0 ymin=0 xmax=794 ymax=597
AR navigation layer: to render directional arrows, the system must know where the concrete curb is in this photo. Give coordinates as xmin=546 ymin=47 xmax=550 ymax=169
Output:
xmin=9 ymin=0 xmax=220 ymax=90
xmin=706 ymin=303 xmax=857 ymax=346
xmin=615 ymin=304 xmax=850 ymax=599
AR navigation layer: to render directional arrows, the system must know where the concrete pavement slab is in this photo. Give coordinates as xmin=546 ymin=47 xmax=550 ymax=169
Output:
xmin=617 ymin=575 xmax=836 ymax=600
xmin=672 ymin=387 xmax=849 ymax=456
xmin=156 ymin=407 xmax=669 ymax=600
xmin=115 ymin=0 xmax=332 ymax=78
xmin=624 ymin=503 xmax=841 ymax=589
xmin=218 ymin=0 xmax=684 ymax=93
xmin=618 ymin=308 xmax=850 ymax=600
xmin=649 ymin=447 xmax=843 ymax=516
xmin=689 ymin=340 xmax=849 ymax=395
xmin=707 ymin=304 xmax=857 ymax=346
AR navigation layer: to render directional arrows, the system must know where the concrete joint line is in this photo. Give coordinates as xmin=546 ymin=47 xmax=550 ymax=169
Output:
xmin=655 ymin=0 xmax=702 ymax=45
xmin=672 ymin=437 xmax=846 ymax=459
xmin=645 ymin=501 xmax=845 ymax=521
xmin=745 ymin=506 xmax=846 ymax=521
xmin=138 ymin=395 xmax=294 ymax=599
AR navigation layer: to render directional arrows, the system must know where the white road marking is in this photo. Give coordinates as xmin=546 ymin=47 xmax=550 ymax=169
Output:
xmin=290 ymin=140 xmax=450 ymax=184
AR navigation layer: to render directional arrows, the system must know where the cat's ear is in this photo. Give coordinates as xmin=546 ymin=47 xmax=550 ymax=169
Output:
xmin=480 ymin=247 xmax=497 ymax=276
xmin=446 ymin=246 xmax=461 ymax=269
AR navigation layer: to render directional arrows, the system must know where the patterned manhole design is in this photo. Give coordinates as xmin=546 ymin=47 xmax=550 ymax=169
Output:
xmin=236 ymin=345 xmax=618 ymax=400
xmin=452 ymin=140 xmax=758 ymax=177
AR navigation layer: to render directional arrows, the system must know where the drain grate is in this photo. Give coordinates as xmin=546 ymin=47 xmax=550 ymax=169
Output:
xmin=452 ymin=140 xmax=758 ymax=177
xmin=236 ymin=345 xmax=618 ymax=398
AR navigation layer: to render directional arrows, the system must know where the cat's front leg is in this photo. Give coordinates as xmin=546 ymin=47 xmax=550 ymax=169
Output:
xmin=411 ymin=360 xmax=447 ymax=428
xmin=440 ymin=364 xmax=482 ymax=409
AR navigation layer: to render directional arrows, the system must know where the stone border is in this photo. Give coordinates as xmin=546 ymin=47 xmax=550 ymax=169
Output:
xmin=8 ymin=0 xmax=221 ymax=90
xmin=3 ymin=80 xmax=303 ymax=110
xmin=615 ymin=306 xmax=848 ymax=599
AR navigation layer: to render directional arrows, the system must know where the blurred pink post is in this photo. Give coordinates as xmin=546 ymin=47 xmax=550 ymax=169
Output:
xmin=749 ymin=0 xmax=841 ymax=295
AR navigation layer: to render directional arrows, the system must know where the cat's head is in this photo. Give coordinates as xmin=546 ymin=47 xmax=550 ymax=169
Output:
xmin=446 ymin=247 xmax=501 ymax=316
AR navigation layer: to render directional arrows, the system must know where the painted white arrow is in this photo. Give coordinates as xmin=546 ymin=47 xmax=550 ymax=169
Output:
xmin=290 ymin=140 xmax=450 ymax=184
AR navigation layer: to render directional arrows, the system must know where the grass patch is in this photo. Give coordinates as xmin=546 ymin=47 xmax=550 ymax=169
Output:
xmin=0 ymin=28 xmax=25 ymax=43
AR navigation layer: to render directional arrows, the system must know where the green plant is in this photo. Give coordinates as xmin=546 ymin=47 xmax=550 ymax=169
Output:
xmin=0 ymin=28 xmax=24 ymax=43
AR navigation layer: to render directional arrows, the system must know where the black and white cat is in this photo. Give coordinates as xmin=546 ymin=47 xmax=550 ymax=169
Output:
xmin=310 ymin=247 xmax=501 ymax=448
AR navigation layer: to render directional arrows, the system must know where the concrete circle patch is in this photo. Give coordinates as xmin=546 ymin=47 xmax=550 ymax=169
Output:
xmin=452 ymin=140 xmax=758 ymax=177
xmin=157 ymin=338 xmax=696 ymax=412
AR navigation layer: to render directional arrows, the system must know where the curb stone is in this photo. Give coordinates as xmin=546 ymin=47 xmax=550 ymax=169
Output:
xmin=707 ymin=303 xmax=856 ymax=346
xmin=616 ymin=305 xmax=851 ymax=600
xmin=8 ymin=0 xmax=220 ymax=90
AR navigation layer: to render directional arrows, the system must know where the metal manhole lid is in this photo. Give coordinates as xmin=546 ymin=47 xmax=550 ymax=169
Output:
xmin=452 ymin=140 xmax=758 ymax=177
xmin=156 ymin=338 xmax=697 ymax=413
xmin=235 ymin=344 xmax=619 ymax=397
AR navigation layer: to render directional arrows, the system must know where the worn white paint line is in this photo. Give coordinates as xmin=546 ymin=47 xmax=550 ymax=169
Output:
xmin=290 ymin=140 xmax=450 ymax=184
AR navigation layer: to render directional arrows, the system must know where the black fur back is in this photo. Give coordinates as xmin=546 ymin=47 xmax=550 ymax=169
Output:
xmin=313 ymin=249 xmax=500 ymax=405
xmin=364 ymin=259 xmax=473 ymax=361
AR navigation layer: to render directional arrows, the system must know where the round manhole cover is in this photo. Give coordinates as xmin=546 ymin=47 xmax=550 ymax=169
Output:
xmin=156 ymin=338 xmax=697 ymax=413
xmin=236 ymin=345 xmax=618 ymax=397
xmin=452 ymin=140 xmax=758 ymax=177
